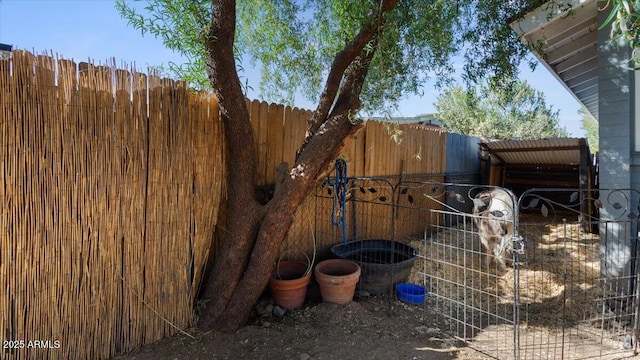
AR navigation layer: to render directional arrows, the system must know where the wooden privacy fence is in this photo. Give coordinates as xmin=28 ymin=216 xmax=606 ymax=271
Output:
xmin=281 ymin=124 xmax=452 ymax=258
xmin=0 ymin=50 xmax=462 ymax=359
xmin=247 ymin=104 xmax=447 ymax=184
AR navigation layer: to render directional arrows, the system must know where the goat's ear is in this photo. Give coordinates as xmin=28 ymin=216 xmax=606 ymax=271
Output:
xmin=473 ymin=198 xmax=487 ymax=208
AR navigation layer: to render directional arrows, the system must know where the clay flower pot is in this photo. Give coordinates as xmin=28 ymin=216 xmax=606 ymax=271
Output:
xmin=314 ymin=259 xmax=361 ymax=304
xmin=269 ymin=261 xmax=312 ymax=310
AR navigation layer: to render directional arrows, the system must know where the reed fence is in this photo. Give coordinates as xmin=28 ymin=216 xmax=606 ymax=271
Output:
xmin=0 ymin=50 xmax=225 ymax=360
xmin=1 ymin=50 xmax=458 ymax=359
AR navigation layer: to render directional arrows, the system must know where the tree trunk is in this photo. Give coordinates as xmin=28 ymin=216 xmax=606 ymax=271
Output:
xmin=199 ymin=112 xmax=364 ymax=331
xmin=198 ymin=0 xmax=398 ymax=332
xmin=198 ymin=0 xmax=264 ymax=331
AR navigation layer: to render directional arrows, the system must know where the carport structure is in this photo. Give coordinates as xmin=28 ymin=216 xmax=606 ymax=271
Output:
xmin=480 ymin=137 xmax=595 ymax=192
xmin=479 ymin=137 xmax=597 ymax=225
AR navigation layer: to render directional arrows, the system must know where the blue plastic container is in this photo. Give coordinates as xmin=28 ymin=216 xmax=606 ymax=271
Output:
xmin=396 ymin=283 xmax=427 ymax=305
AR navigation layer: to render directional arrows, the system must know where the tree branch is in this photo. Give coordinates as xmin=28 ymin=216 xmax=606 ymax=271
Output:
xmin=301 ymin=39 xmax=378 ymax=184
xmin=292 ymin=17 xmax=384 ymax=182
xmin=331 ymin=36 xmax=379 ymax=118
xmin=300 ymin=0 xmax=398 ymax=151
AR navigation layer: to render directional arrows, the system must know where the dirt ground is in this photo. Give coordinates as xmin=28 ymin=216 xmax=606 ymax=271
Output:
xmin=112 ymin=283 xmax=488 ymax=360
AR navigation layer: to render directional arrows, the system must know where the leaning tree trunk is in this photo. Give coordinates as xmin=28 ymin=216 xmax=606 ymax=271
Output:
xmin=208 ymin=113 xmax=365 ymax=330
xmin=199 ymin=110 xmax=364 ymax=331
xmin=198 ymin=0 xmax=398 ymax=332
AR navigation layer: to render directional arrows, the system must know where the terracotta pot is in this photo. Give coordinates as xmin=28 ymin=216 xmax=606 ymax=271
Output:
xmin=269 ymin=261 xmax=311 ymax=310
xmin=314 ymin=259 xmax=361 ymax=304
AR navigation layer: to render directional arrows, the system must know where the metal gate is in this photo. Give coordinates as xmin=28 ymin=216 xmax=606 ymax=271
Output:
xmin=417 ymin=184 xmax=640 ymax=359
xmin=411 ymin=181 xmax=522 ymax=359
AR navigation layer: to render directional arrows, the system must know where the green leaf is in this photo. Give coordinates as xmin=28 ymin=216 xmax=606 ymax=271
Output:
xmin=598 ymin=1 xmax=621 ymax=29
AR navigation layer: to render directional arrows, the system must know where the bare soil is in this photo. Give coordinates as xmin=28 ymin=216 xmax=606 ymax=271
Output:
xmin=112 ymin=284 xmax=486 ymax=360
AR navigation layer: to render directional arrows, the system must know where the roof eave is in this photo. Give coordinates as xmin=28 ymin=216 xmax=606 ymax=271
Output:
xmin=509 ymin=0 xmax=599 ymax=120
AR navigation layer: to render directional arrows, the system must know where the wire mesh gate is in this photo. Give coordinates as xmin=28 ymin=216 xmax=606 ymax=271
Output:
xmin=312 ymin=177 xmax=640 ymax=359
xmin=404 ymin=180 xmax=522 ymax=359
xmin=418 ymin=184 xmax=640 ymax=359
xmin=513 ymin=188 xmax=640 ymax=360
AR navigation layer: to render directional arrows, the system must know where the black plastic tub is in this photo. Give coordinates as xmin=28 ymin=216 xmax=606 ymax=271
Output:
xmin=330 ymin=239 xmax=418 ymax=295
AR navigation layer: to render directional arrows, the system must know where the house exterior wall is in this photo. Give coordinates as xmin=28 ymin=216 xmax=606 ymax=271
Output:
xmin=597 ymin=7 xmax=637 ymax=299
xmin=634 ymin=70 xmax=640 ymax=184
xmin=597 ymin=21 xmax=633 ymax=191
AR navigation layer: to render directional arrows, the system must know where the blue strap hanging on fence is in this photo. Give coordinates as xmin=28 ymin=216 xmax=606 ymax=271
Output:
xmin=329 ymin=159 xmax=348 ymax=245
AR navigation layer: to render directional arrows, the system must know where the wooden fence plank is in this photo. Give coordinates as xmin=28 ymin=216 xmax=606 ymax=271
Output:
xmin=282 ymin=105 xmax=295 ymax=168
xmin=256 ymin=101 xmax=270 ymax=186
xmin=265 ymin=103 xmax=283 ymax=184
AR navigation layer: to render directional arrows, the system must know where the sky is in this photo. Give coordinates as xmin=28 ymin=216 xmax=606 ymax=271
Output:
xmin=0 ymin=0 xmax=586 ymax=137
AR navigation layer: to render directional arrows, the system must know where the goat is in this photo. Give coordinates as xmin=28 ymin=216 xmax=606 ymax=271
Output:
xmin=472 ymin=188 xmax=515 ymax=270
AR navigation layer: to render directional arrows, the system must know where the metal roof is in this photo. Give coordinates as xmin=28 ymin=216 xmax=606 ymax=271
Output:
xmin=510 ymin=0 xmax=598 ymax=120
xmin=481 ymin=137 xmax=589 ymax=166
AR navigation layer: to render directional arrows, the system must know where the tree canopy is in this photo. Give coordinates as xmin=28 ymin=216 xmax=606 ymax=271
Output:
xmin=435 ymin=79 xmax=568 ymax=140
xmin=580 ymin=107 xmax=599 ymax=153
xmin=116 ymin=0 xmax=640 ymax=107
xmin=599 ymin=0 xmax=640 ymax=67
xmin=116 ymin=0 xmax=540 ymax=113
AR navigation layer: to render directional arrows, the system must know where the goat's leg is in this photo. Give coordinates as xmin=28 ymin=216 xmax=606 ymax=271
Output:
xmin=493 ymin=235 xmax=510 ymax=271
xmin=485 ymin=246 xmax=492 ymax=269
xmin=480 ymin=236 xmax=492 ymax=270
xmin=494 ymin=255 xmax=507 ymax=271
